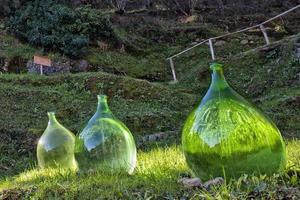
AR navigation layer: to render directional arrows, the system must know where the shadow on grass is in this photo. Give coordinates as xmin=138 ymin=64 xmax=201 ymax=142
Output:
xmin=1 ymin=140 xmax=299 ymax=199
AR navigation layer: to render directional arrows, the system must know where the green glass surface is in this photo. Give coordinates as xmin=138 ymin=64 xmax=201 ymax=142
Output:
xmin=76 ymin=95 xmax=137 ymax=174
xmin=37 ymin=112 xmax=77 ymax=170
xmin=182 ymin=63 xmax=286 ymax=181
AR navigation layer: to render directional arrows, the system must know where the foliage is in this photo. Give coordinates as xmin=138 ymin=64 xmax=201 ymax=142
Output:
xmin=1 ymin=0 xmax=299 ymax=18
xmin=2 ymin=44 xmax=36 ymax=60
xmin=8 ymin=0 xmax=115 ymax=58
xmin=0 ymin=141 xmax=300 ymax=199
xmin=0 ymin=0 xmax=29 ymax=17
xmin=0 ymin=4 xmax=299 ymax=199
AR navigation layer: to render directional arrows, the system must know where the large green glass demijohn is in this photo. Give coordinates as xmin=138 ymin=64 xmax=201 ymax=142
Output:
xmin=37 ymin=112 xmax=77 ymax=170
xmin=76 ymin=95 xmax=137 ymax=174
xmin=182 ymin=63 xmax=286 ymax=181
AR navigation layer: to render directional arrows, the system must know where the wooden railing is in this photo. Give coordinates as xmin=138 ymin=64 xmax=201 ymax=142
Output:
xmin=167 ymin=4 xmax=300 ymax=83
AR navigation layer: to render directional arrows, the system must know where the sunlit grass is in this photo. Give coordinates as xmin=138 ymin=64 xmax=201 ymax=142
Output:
xmin=0 ymin=140 xmax=299 ymax=199
xmin=0 ymin=146 xmax=189 ymax=198
xmin=286 ymin=140 xmax=300 ymax=169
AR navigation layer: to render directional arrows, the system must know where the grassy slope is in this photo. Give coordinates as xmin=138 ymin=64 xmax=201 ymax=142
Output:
xmin=0 ymin=72 xmax=196 ymax=178
xmin=0 ymin=35 xmax=299 ymax=199
xmin=0 ymin=12 xmax=299 ymax=199
xmin=0 ymin=72 xmax=196 ymax=135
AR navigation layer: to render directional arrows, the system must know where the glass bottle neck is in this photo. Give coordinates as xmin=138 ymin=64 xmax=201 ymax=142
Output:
xmin=210 ymin=68 xmax=229 ymax=90
xmin=96 ymin=95 xmax=112 ymax=114
xmin=48 ymin=112 xmax=59 ymax=125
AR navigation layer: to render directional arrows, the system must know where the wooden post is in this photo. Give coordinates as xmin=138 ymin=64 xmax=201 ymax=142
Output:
xmin=34 ymin=55 xmax=51 ymax=75
xmin=168 ymin=58 xmax=178 ymax=83
xmin=209 ymin=39 xmax=216 ymax=61
xmin=40 ymin=65 xmax=43 ymax=75
xmin=260 ymin=24 xmax=270 ymax=45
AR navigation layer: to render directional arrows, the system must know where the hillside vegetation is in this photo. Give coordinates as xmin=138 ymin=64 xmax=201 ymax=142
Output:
xmin=0 ymin=1 xmax=299 ymax=199
xmin=0 ymin=34 xmax=299 ymax=198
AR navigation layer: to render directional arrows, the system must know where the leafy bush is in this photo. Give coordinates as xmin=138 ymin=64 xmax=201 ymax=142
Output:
xmin=0 ymin=0 xmax=27 ymax=17
xmin=8 ymin=0 xmax=116 ymax=58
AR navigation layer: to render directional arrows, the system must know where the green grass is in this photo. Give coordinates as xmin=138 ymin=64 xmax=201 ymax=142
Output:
xmin=0 ymin=34 xmax=299 ymax=184
xmin=0 ymin=72 xmax=196 ymax=136
xmin=0 ymin=34 xmax=36 ymax=60
xmin=0 ymin=72 xmax=197 ymax=178
xmin=86 ymin=48 xmax=169 ymax=81
xmin=0 ymin=140 xmax=299 ymax=199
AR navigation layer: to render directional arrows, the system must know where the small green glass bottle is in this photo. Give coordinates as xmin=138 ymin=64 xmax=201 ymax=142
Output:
xmin=182 ymin=63 xmax=286 ymax=181
xmin=37 ymin=112 xmax=77 ymax=170
xmin=76 ymin=95 xmax=137 ymax=174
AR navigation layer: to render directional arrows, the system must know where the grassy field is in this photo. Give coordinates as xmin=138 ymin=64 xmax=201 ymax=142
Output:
xmin=0 ymin=140 xmax=299 ymax=199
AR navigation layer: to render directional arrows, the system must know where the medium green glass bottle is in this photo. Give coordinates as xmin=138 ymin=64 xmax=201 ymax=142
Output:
xmin=76 ymin=95 xmax=137 ymax=174
xmin=37 ymin=112 xmax=77 ymax=170
xmin=182 ymin=63 xmax=286 ymax=181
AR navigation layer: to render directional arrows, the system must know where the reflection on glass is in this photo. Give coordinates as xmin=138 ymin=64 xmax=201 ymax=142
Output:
xmin=76 ymin=95 xmax=137 ymax=174
xmin=182 ymin=63 xmax=286 ymax=181
xmin=37 ymin=112 xmax=77 ymax=170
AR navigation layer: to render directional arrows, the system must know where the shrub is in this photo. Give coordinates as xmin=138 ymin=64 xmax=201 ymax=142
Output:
xmin=8 ymin=0 xmax=116 ymax=58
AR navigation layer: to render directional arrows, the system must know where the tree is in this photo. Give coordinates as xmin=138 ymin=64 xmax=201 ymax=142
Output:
xmin=9 ymin=0 xmax=116 ymax=58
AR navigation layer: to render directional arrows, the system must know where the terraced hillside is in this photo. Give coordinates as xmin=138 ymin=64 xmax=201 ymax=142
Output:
xmin=0 ymin=2 xmax=299 ymax=198
xmin=0 ymin=35 xmax=299 ymax=199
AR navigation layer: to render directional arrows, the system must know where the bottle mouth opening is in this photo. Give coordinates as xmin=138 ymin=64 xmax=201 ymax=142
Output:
xmin=47 ymin=112 xmax=57 ymax=122
xmin=47 ymin=112 xmax=55 ymax=117
xmin=210 ymin=63 xmax=223 ymax=71
xmin=97 ymin=95 xmax=108 ymax=102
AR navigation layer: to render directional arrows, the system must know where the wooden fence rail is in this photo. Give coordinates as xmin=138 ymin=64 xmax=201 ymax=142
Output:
xmin=167 ymin=4 xmax=300 ymax=83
